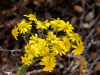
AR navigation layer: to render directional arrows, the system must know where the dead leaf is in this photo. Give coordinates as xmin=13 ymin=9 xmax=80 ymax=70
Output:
xmin=0 ymin=69 xmax=7 ymax=75
xmin=94 ymin=64 xmax=100 ymax=71
xmin=96 ymin=27 xmax=100 ymax=33
xmin=2 ymin=57 xmax=13 ymax=64
xmin=82 ymin=23 xmax=90 ymax=28
xmin=74 ymin=55 xmax=88 ymax=75
xmin=85 ymin=11 xmax=94 ymax=22
xmin=33 ymin=0 xmax=41 ymax=6
xmin=95 ymin=0 xmax=100 ymax=6
xmin=90 ymin=52 xmax=97 ymax=60
xmin=70 ymin=59 xmax=81 ymax=72
xmin=74 ymin=55 xmax=88 ymax=67
xmin=70 ymin=16 xmax=78 ymax=25
xmin=74 ymin=5 xmax=83 ymax=13
xmin=82 ymin=12 xmax=100 ymax=28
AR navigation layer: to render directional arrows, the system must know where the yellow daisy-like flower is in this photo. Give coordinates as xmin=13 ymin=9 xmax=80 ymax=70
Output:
xmin=35 ymin=20 xmax=50 ymax=30
xmin=40 ymin=45 xmax=55 ymax=57
xmin=62 ymin=36 xmax=71 ymax=52
xmin=59 ymin=21 xmax=74 ymax=33
xmin=46 ymin=31 xmax=59 ymax=44
xmin=69 ymin=33 xmax=81 ymax=42
xmin=21 ymin=54 xmax=32 ymax=66
xmin=11 ymin=26 xmax=19 ymax=40
xmin=40 ymin=45 xmax=50 ymax=56
xmin=24 ymin=44 xmax=30 ymax=51
xmin=25 ymin=44 xmax=40 ymax=58
xmin=52 ymin=41 xmax=66 ymax=56
xmin=17 ymin=19 xmax=32 ymax=34
xmin=29 ymin=34 xmax=45 ymax=45
xmin=39 ymin=56 xmax=56 ymax=72
xmin=72 ymin=41 xmax=84 ymax=55
xmin=24 ymin=14 xmax=37 ymax=21
xmin=50 ymin=18 xmax=65 ymax=30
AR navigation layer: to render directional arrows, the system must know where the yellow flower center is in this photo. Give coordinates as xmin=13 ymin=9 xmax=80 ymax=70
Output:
xmin=46 ymin=62 xmax=51 ymax=68
xmin=30 ymin=49 xmax=35 ymax=53
xmin=64 ymin=25 xmax=68 ymax=29
xmin=47 ymin=53 xmax=50 ymax=56
xmin=51 ymin=37 xmax=55 ymax=40
xmin=56 ymin=46 xmax=61 ymax=51
xmin=56 ymin=20 xmax=62 ymax=25
xmin=23 ymin=58 xmax=28 ymax=62
xmin=22 ymin=24 xmax=27 ymax=28
xmin=35 ymin=39 xmax=39 ymax=43
xmin=13 ymin=30 xmax=17 ymax=35
xmin=77 ymin=46 xmax=82 ymax=51
xmin=41 ymin=22 xmax=45 ymax=26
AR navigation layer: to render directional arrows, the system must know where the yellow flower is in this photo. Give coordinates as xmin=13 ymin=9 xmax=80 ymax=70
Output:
xmin=35 ymin=20 xmax=50 ymax=30
xmin=40 ymin=45 xmax=55 ymax=57
xmin=40 ymin=45 xmax=49 ymax=56
xmin=50 ymin=18 xmax=65 ymax=30
xmin=11 ymin=26 xmax=19 ymax=40
xmin=58 ymin=21 xmax=74 ymax=33
xmin=39 ymin=56 xmax=56 ymax=72
xmin=52 ymin=41 xmax=66 ymax=56
xmin=46 ymin=31 xmax=59 ymax=44
xmin=62 ymin=36 xmax=71 ymax=52
xmin=21 ymin=54 xmax=32 ymax=66
xmin=24 ymin=14 xmax=37 ymax=21
xmin=72 ymin=41 xmax=84 ymax=55
xmin=24 ymin=44 xmax=30 ymax=50
xmin=25 ymin=44 xmax=40 ymax=57
xmin=69 ymin=33 xmax=81 ymax=42
xmin=17 ymin=19 xmax=32 ymax=34
xmin=29 ymin=34 xmax=44 ymax=45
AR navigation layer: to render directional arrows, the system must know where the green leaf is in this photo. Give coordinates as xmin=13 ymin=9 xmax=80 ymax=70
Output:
xmin=17 ymin=64 xmax=27 ymax=75
xmin=16 ymin=64 xmax=20 ymax=69
xmin=32 ymin=59 xmax=38 ymax=64
xmin=17 ymin=59 xmax=38 ymax=75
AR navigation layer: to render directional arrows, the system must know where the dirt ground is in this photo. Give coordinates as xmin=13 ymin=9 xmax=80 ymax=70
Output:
xmin=0 ymin=0 xmax=100 ymax=75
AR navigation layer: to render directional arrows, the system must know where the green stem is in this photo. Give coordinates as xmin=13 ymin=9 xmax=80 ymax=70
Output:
xmin=17 ymin=64 xmax=27 ymax=75
xmin=29 ymin=32 xmax=33 ymax=35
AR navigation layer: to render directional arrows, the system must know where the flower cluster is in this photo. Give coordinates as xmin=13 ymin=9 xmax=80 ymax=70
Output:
xmin=12 ymin=14 xmax=84 ymax=72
